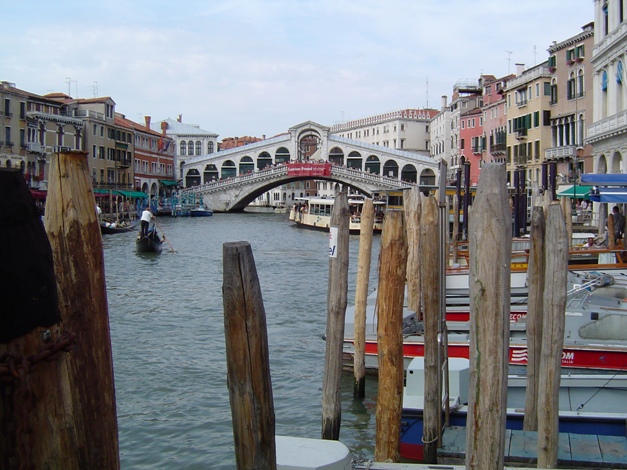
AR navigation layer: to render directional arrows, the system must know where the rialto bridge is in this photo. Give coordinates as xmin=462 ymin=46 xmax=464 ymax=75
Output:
xmin=179 ymin=120 xmax=439 ymax=212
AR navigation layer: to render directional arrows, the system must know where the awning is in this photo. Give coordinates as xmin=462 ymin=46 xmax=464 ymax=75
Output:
xmin=589 ymin=188 xmax=627 ymax=203
xmin=556 ymin=185 xmax=590 ymax=199
xmin=159 ymin=180 xmax=179 ymax=187
xmin=93 ymin=189 xmax=123 ymax=198
xmin=117 ymin=190 xmax=148 ymax=199
xmin=30 ymin=189 xmax=47 ymax=200
xmin=580 ymin=174 xmax=627 ymax=186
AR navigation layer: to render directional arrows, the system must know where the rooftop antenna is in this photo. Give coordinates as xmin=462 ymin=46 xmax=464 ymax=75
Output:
xmin=66 ymin=77 xmax=72 ymax=96
xmin=93 ymin=81 xmax=99 ymax=98
xmin=426 ymin=76 xmax=429 ymax=108
xmin=533 ymin=45 xmax=537 ymax=65
xmin=505 ymin=51 xmax=513 ymax=74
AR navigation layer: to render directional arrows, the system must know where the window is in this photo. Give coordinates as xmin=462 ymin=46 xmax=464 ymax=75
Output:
xmin=567 ymin=72 xmax=576 ymax=99
xmin=543 ymin=110 xmax=551 ymax=126
xmin=544 ymin=82 xmax=551 ymax=96
xmin=602 ymin=70 xmax=608 ymax=91
xmin=207 ymin=141 xmax=214 ymax=153
xmin=20 ymin=102 xmax=25 ymax=119
xmin=187 ymin=141 xmax=193 ymax=155
xmin=618 ymin=61 xmax=624 ymax=84
xmin=575 ymin=44 xmax=585 ymax=60
xmin=4 ymin=98 xmax=10 ymax=116
xmin=180 ymin=141 xmax=186 ymax=155
xmin=534 ymin=111 xmax=539 ymax=127
xmin=548 ymin=55 xmax=556 ymax=69
xmin=536 ymin=83 xmax=540 ymax=98
xmin=196 ymin=141 xmax=201 ymax=155
xmin=5 ymin=126 xmax=11 ymax=145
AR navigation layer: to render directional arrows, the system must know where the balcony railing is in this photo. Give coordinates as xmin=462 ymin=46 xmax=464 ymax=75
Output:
xmin=587 ymin=109 xmax=627 ymax=142
xmin=545 ymin=145 xmax=577 ymax=160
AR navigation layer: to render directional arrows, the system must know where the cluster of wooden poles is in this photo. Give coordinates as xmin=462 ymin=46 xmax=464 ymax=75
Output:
xmin=222 ymin=163 xmax=570 ymax=470
xmin=0 ymin=151 xmax=119 ymax=469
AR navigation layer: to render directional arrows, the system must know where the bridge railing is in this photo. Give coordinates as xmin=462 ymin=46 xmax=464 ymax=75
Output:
xmin=180 ymin=164 xmax=289 ymax=195
xmin=330 ymin=166 xmax=414 ymax=189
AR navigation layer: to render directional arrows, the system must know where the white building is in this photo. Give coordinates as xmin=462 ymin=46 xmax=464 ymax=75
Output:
xmin=587 ymin=0 xmax=627 ymax=174
xmin=430 ymin=96 xmax=452 ymax=166
xmin=151 ymin=116 xmax=218 ymax=181
xmin=330 ymin=108 xmax=437 ymax=153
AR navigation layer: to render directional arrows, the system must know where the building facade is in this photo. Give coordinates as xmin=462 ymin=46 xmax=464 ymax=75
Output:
xmin=546 ymin=22 xmax=595 ymax=183
xmin=504 ymin=63 xmax=553 ymax=186
xmin=1 ymin=82 xmax=84 ymax=189
xmin=429 ymin=96 xmax=452 ymax=167
xmin=587 ymin=0 xmax=627 ymax=175
xmin=152 ymin=117 xmax=218 ymax=181
xmin=481 ymin=75 xmax=511 ymax=167
xmin=330 ymin=108 xmax=437 ymax=153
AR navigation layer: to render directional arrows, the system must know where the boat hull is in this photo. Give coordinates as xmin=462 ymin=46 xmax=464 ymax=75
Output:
xmin=190 ymin=209 xmax=213 ymax=217
xmin=136 ymin=233 xmax=162 ymax=253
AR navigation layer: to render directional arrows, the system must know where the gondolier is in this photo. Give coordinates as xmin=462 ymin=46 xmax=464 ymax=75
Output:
xmin=140 ymin=208 xmax=154 ymax=237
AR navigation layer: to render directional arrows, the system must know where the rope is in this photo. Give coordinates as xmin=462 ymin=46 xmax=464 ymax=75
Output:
xmin=577 ymin=373 xmax=619 ymax=411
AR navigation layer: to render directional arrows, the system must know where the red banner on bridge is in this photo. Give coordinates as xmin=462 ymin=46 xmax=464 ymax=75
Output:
xmin=287 ymin=162 xmax=331 ymax=177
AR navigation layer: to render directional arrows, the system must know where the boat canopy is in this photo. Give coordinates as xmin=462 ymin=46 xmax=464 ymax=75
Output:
xmin=579 ymin=174 xmax=627 ymax=203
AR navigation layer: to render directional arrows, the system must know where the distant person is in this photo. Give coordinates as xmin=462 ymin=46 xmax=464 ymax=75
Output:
xmin=96 ymin=204 xmax=102 ymax=218
xmin=140 ymin=208 xmax=154 ymax=237
xmin=607 ymin=205 xmax=625 ymax=244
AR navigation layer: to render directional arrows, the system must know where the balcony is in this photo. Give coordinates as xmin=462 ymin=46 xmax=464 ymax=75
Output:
xmin=586 ymin=110 xmax=627 ymax=144
xmin=27 ymin=142 xmax=45 ymax=153
xmin=545 ymin=145 xmax=576 ymax=161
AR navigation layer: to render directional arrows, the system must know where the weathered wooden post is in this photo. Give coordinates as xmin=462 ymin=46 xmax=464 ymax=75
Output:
xmin=374 ymin=210 xmax=407 ymax=462
xmin=537 ymin=203 xmax=568 ymax=469
xmin=404 ymin=186 xmax=422 ymax=318
xmin=322 ymin=191 xmax=350 ymax=440
xmin=44 ymin=151 xmax=120 ymax=469
xmin=560 ymin=196 xmax=573 ymax=248
xmin=421 ymin=196 xmax=440 ymax=463
xmin=608 ymin=212 xmax=616 ymax=249
xmin=465 ymin=163 xmax=511 ymax=470
xmin=0 ymin=169 xmax=79 ymax=469
xmin=523 ymin=206 xmax=545 ymax=431
xmin=452 ymin=193 xmax=460 ymax=263
xmin=353 ymin=198 xmax=375 ymax=398
xmin=223 ymin=241 xmax=276 ymax=469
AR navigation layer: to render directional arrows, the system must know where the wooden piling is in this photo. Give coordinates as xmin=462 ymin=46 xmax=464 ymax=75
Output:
xmin=44 ymin=151 xmax=120 ymax=469
xmin=537 ymin=203 xmax=568 ymax=469
xmin=421 ymin=196 xmax=440 ymax=463
xmin=322 ymin=191 xmax=350 ymax=440
xmin=465 ymin=164 xmax=511 ymax=470
xmin=523 ymin=206 xmax=545 ymax=432
xmin=452 ymin=193 xmax=459 ymax=263
xmin=374 ymin=210 xmax=407 ymax=463
xmin=404 ymin=186 xmax=422 ymax=318
xmin=560 ymin=196 xmax=573 ymax=248
xmin=223 ymin=241 xmax=276 ymax=469
xmin=0 ymin=169 xmax=80 ymax=469
xmin=608 ymin=212 xmax=616 ymax=249
xmin=353 ymin=198 xmax=375 ymax=398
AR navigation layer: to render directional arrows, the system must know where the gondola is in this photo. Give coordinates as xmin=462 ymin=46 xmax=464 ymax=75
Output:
xmin=100 ymin=219 xmax=139 ymax=234
xmin=135 ymin=228 xmax=163 ymax=253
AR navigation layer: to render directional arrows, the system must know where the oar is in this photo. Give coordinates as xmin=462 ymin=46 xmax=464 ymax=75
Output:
xmin=154 ymin=218 xmax=176 ymax=253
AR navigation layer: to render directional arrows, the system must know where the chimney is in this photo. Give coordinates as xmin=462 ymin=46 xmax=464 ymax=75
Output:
xmin=262 ymin=134 xmax=266 ymax=140
xmin=515 ymin=63 xmax=525 ymax=76
xmin=145 ymin=116 xmax=151 ymax=129
xmin=177 ymin=114 xmax=182 ymax=123
xmin=161 ymin=121 xmax=168 ymax=135
xmin=441 ymin=95 xmax=448 ymax=109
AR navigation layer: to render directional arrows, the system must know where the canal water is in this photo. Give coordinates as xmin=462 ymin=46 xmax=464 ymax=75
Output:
xmin=102 ymin=212 xmax=382 ymax=469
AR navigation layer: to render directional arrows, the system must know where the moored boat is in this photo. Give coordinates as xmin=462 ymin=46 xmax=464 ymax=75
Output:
xmin=289 ymin=195 xmax=386 ymax=233
xmin=190 ymin=205 xmax=213 ymax=217
xmin=344 ymin=267 xmax=627 ymax=372
xmin=399 ymin=357 xmax=627 ymax=461
xmin=136 ymin=228 xmax=162 ymax=253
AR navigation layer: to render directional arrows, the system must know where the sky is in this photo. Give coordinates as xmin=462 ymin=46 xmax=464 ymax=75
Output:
xmin=3 ymin=0 xmax=593 ymax=140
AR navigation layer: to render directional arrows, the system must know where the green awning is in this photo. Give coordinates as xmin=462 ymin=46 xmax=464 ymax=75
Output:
xmin=557 ymin=185 xmax=590 ymax=199
xmin=117 ymin=190 xmax=148 ymax=199
xmin=94 ymin=188 xmax=123 ymax=197
xmin=160 ymin=180 xmax=179 ymax=187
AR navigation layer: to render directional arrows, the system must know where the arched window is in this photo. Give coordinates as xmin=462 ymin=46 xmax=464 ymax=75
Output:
xmin=207 ymin=141 xmax=214 ymax=154
xmin=602 ymin=70 xmax=608 ymax=91
xmin=180 ymin=141 xmax=186 ymax=156
xmin=187 ymin=141 xmax=194 ymax=156
xmin=196 ymin=141 xmax=202 ymax=155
